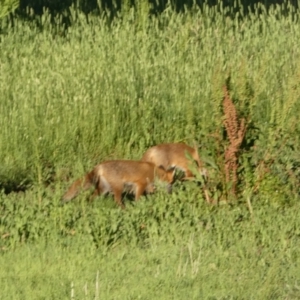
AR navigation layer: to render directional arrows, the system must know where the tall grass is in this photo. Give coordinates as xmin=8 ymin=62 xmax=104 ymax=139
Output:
xmin=1 ymin=3 xmax=300 ymax=298
xmin=1 ymin=3 xmax=300 ymax=190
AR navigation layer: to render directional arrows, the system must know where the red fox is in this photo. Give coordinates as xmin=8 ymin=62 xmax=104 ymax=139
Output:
xmin=141 ymin=142 xmax=205 ymax=179
xmin=141 ymin=142 xmax=208 ymax=195
xmin=62 ymin=160 xmax=174 ymax=208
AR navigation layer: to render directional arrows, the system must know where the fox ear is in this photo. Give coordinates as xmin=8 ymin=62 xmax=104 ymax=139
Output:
xmin=159 ymin=165 xmax=175 ymax=175
xmin=166 ymin=166 xmax=176 ymax=172
xmin=158 ymin=165 xmax=174 ymax=171
xmin=158 ymin=165 xmax=166 ymax=171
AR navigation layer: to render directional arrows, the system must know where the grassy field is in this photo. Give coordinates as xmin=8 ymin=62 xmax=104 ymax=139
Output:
xmin=1 ymin=2 xmax=300 ymax=298
xmin=1 ymin=189 xmax=300 ymax=299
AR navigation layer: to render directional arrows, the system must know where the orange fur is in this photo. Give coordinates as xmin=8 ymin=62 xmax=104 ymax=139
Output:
xmin=63 ymin=160 xmax=174 ymax=208
xmin=141 ymin=142 xmax=206 ymax=189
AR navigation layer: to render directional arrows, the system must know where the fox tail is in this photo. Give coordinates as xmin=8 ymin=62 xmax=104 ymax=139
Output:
xmin=62 ymin=169 xmax=95 ymax=202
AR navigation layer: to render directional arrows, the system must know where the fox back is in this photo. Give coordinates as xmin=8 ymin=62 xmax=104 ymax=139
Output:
xmin=141 ymin=142 xmax=202 ymax=178
xmin=95 ymin=160 xmax=162 ymax=187
xmin=63 ymin=160 xmax=174 ymax=208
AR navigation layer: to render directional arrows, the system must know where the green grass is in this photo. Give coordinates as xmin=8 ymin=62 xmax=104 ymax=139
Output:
xmin=1 ymin=3 xmax=300 ymax=188
xmin=1 ymin=193 xmax=300 ymax=299
xmin=1 ymin=181 xmax=300 ymax=298
xmin=1 ymin=3 xmax=300 ymax=299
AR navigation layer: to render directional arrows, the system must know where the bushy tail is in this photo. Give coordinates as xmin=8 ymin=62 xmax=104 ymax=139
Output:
xmin=62 ymin=169 xmax=95 ymax=202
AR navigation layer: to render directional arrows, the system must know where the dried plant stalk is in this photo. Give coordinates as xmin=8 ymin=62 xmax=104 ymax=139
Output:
xmin=223 ymin=86 xmax=246 ymax=197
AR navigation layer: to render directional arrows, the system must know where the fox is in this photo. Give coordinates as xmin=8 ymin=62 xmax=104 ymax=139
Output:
xmin=141 ymin=142 xmax=205 ymax=179
xmin=62 ymin=160 xmax=174 ymax=209
xmin=141 ymin=142 xmax=208 ymax=197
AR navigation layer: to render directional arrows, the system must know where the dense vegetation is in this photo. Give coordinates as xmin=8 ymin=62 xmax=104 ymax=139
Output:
xmin=1 ymin=2 xmax=300 ymax=298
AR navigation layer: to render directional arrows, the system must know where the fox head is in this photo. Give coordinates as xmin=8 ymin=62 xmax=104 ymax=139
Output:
xmin=155 ymin=165 xmax=175 ymax=184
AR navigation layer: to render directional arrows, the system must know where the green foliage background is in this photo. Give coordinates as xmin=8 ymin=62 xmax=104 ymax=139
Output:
xmin=0 ymin=0 xmax=19 ymax=18
xmin=1 ymin=2 xmax=300 ymax=298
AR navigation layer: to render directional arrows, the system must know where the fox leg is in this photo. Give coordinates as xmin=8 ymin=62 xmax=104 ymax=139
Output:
xmin=89 ymin=187 xmax=101 ymax=202
xmin=112 ymin=187 xmax=125 ymax=209
xmin=135 ymin=183 xmax=147 ymax=201
xmin=182 ymin=169 xmax=195 ymax=180
xmin=89 ymin=176 xmax=111 ymax=202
